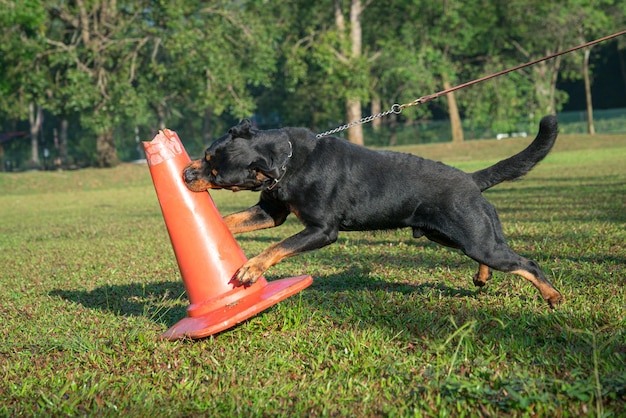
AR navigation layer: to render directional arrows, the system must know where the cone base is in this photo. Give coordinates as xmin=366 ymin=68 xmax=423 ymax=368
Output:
xmin=160 ymin=275 xmax=313 ymax=340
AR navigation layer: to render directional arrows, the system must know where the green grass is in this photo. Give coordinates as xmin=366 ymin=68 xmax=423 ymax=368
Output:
xmin=1 ymin=133 xmax=625 ymax=416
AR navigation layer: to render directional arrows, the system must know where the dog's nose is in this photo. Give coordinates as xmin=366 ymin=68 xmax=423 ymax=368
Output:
xmin=182 ymin=168 xmax=195 ymax=184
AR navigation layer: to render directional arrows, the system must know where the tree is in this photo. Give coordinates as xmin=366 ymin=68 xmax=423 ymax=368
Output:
xmin=495 ymin=1 xmax=578 ymax=119
xmin=256 ymin=0 xmax=436 ymax=144
xmin=566 ymin=0 xmax=622 ymax=135
xmin=0 ymin=1 xmax=48 ymax=167
xmin=332 ymin=0 xmax=370 ymax=145
xmin=365 ymin=1 xmax=437 ymax=144
xmin=416 ymin=0 xmax=500 ymax=142
xmin=263 ymin=0 xmax=380 ymax=144
xmin=2 ymin=0 xmax=625 ymax=169
xmin=40 ymin=0 xmax=153 ymax=167
xmin=132 ymin=0 xmax=279 ymax=151
xmin=253 ymin=1 xmax=346 ymax=132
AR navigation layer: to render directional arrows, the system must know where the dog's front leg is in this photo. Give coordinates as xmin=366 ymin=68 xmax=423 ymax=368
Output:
xmin=234 ymin=226 xmax=337 ymax=285
xmin=223 ymin=203 xmax=288 ymax=234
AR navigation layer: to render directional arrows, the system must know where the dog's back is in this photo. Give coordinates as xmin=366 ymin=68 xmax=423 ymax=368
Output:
xmin=283 ymin=133 xmax=479 ymax=232
xmin=291 ymin=115 xmax=558 ymax=199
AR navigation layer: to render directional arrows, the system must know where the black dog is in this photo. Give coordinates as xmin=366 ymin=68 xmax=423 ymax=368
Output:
xmin=183 ymin=116 xmax=562 ymax=307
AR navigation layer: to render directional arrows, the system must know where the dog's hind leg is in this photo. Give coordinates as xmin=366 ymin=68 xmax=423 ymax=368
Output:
xmin=415 ymin=228 xmax=493 ymax=288
xmin=467 ymin=245 xmax=562 ymax=308
xmin=473 ymin=264 xmax=492 ymax=287
xmin=446 ymin=198 xmax=561 ymax=307
xmin=509 ymin=260 xmax=562 ymax=307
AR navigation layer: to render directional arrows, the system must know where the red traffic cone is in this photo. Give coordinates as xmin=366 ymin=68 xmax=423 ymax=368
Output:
xmin=143 ymin=129 xmax=313 ymax=340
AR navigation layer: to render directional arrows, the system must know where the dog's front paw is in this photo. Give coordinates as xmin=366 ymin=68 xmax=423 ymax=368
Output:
xmin=233 ymin=260 xmax=265 ymax=286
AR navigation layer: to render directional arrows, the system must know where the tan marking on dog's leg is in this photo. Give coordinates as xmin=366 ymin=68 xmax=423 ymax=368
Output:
xmin=234 ymin=243 xmax=294 ymax=284
xmin=473 ymin=264 xmax=492 ymax=287
xmin=511 ymin=269 xmax=562 ymax=308
xmin=223 ymin=211 xmax=277 ymax=234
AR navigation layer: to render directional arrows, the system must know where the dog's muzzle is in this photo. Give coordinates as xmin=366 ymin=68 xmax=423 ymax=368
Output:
xmin=183 ymin=166 xmax=199 ymax=184
xmin=182 ymin=162 xmax=220 ymax=192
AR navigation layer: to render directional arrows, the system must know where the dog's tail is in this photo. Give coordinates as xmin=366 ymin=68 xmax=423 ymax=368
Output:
xmin=471 ymin=115 xmax=558 ymax=192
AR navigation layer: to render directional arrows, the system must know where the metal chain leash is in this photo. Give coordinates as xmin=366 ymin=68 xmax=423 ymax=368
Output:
xmin=316 ymin=104 xmax=403 ymax=138
xmin=316 ymin=29 xmax=626 ymax=139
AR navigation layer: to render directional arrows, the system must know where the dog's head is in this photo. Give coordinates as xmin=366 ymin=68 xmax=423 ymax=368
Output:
xmin=183 ymin=119 xmax=292 ymax=192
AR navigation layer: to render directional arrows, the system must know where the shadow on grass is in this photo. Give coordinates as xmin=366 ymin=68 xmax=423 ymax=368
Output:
xmin=50 ymin=280 xmax=188 ymax=327
xmin=47 ymin=263 xmax=626 ymax=375
xmin=309 ymin=266 xmax=481 ymax=298
xmin=47 ymin=232 xmax=621 ymax=347
xmin=48 ymin=263 xmax=495 ymax=331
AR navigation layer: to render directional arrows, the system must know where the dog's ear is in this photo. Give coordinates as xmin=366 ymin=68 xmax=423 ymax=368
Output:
xmin=228 ymin=119 xmax=253 ymax=139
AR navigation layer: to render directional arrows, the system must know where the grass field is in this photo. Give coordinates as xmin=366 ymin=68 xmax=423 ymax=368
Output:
xmin=1 ymin=132 xmax=625 ymax=416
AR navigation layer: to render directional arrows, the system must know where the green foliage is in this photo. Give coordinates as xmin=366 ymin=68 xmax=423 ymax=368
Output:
xmin=0 ymin=0 xmax=624 ymax=164
xmin=0 ymin=133 xmax=625 ymax=415
xmin=0 ymin=0 xmax=47 ymax=119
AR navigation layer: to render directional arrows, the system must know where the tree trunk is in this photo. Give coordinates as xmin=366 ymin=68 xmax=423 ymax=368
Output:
xmin=157 ymin=104 xmax=167 ymax=130
xmin=533 ymin=61 xmax=557 ymax=115
xmin=348 ymin=0 xmax=363 ymax=145
xmin=28 ymin=103 xmax=43 ymax=167
xmin=583 ymin=48 xmax=595 ymax=135
xmin=371 ymin=96 xmax=381 ymax=131
xmin=442 ymin=77 xmax=464 ymax=143
xmin=349 ymin=0 xmax=362 ymax=58
xmin=202 ymin=108 xmax=213 ymax=145
xmin=96 ymin=130 xmax=119 ymax=167
xmin=617 ymin=43 xmax=626 ymax=99
xmin=336 ymin=0 xmax=366 ymax=146
xmin=388 ymin=111 xmax=398 ymax=146
xmin=346 ymin=99 xmax=364 ymax=145
xmin=59 ymin=118 xmax=69 ymax=166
